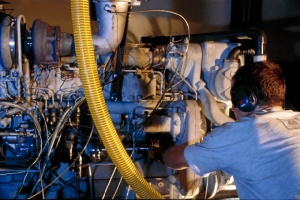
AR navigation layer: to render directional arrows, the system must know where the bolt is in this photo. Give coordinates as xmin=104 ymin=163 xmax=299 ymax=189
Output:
xmin=157 ymin=180 xmax=165 ymax=188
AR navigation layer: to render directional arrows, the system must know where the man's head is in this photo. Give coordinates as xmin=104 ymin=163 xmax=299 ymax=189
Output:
xmin=231 ymin=61 xmax=286 ymax=117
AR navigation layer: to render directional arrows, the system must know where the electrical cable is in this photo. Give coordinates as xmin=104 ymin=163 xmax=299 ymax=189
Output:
xmin=28 ymin=123 xmax=94 ymax=199
xmin=28 ymin=97 xmax=86 ymax=197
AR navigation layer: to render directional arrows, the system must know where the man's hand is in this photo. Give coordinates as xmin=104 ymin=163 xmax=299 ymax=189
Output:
xmin=147 ymin=135 xmax=175 ymax=164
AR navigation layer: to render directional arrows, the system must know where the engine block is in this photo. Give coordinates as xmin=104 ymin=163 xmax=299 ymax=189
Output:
xmin=0 ymin=1 xmax=267 ymax=199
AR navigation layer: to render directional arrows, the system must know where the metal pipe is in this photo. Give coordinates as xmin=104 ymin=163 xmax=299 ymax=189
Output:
xmin=92 ymin=1 xmax=131 ymax=55
xmin=16 ymin=15 xmax=26 ymax=77
xmin=141 ymin=28 xmax=267 ymax=56
xmin=23 ymin=58 xmax=32 ymax=102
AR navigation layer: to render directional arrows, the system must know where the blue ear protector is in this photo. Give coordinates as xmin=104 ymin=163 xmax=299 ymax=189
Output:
xmin=231 ymin=86 xmax=258 ymax=112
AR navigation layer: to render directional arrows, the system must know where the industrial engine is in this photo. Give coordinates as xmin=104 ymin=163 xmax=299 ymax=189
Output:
xmin=0 ymin=0 xmax=267 ymax=199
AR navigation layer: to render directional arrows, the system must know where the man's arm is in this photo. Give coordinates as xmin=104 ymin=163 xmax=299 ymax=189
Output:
xmin=162 ymin=144 xmax=189 ymax=170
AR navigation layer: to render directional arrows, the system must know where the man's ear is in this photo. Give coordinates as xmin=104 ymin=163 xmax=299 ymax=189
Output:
xmin=231 ymin=86 xmax=258 ymax=112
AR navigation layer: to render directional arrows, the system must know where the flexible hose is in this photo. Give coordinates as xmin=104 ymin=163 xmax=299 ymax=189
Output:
xmin=70 ymin=0 xmax=163 ymax=199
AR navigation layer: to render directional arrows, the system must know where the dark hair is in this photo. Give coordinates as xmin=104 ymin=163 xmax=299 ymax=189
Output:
xmin=232 ymin=61 xmax=286 ymax=107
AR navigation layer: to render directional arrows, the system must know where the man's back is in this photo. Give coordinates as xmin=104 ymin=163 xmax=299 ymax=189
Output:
xmin=184 ymin=109 xmax=300 ymax=199
xmin=232 ymin=109 xmax=300 ymax=199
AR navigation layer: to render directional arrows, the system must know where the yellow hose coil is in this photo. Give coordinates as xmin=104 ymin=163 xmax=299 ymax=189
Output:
xmin=70 ymin=0 xmax=163 ymax=199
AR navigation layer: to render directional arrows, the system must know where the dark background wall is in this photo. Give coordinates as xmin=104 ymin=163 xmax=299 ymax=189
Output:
xmin=231 ymin=0 xmax=300 ymax=110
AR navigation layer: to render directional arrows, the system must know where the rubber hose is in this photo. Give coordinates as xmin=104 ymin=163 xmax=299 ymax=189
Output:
xmin=70 ymin=0 xmax=163 ymax=199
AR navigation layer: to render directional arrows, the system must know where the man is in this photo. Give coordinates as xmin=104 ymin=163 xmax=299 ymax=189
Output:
xmin=155 ymin=61 xmax=300 ymax=199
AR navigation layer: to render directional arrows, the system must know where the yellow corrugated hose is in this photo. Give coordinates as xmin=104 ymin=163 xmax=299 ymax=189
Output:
xmin=70 ymin=0 xmax=163 ymax=199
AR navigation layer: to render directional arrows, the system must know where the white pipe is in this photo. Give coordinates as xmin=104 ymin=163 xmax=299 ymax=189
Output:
xmin=198 ymin=80 xmax=234 ymax=125
xmin=16 ymin=15 xmax=26 ymax=78
xmin=16 ymin=15 xmax=26 ymax=99
xmin=32 ymin=87 xmax=55 ymax=106
xmin=23 ymin=58 xmax=31 ymax=102
xmin=92 ymin=1 xmax=130 ymax=55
